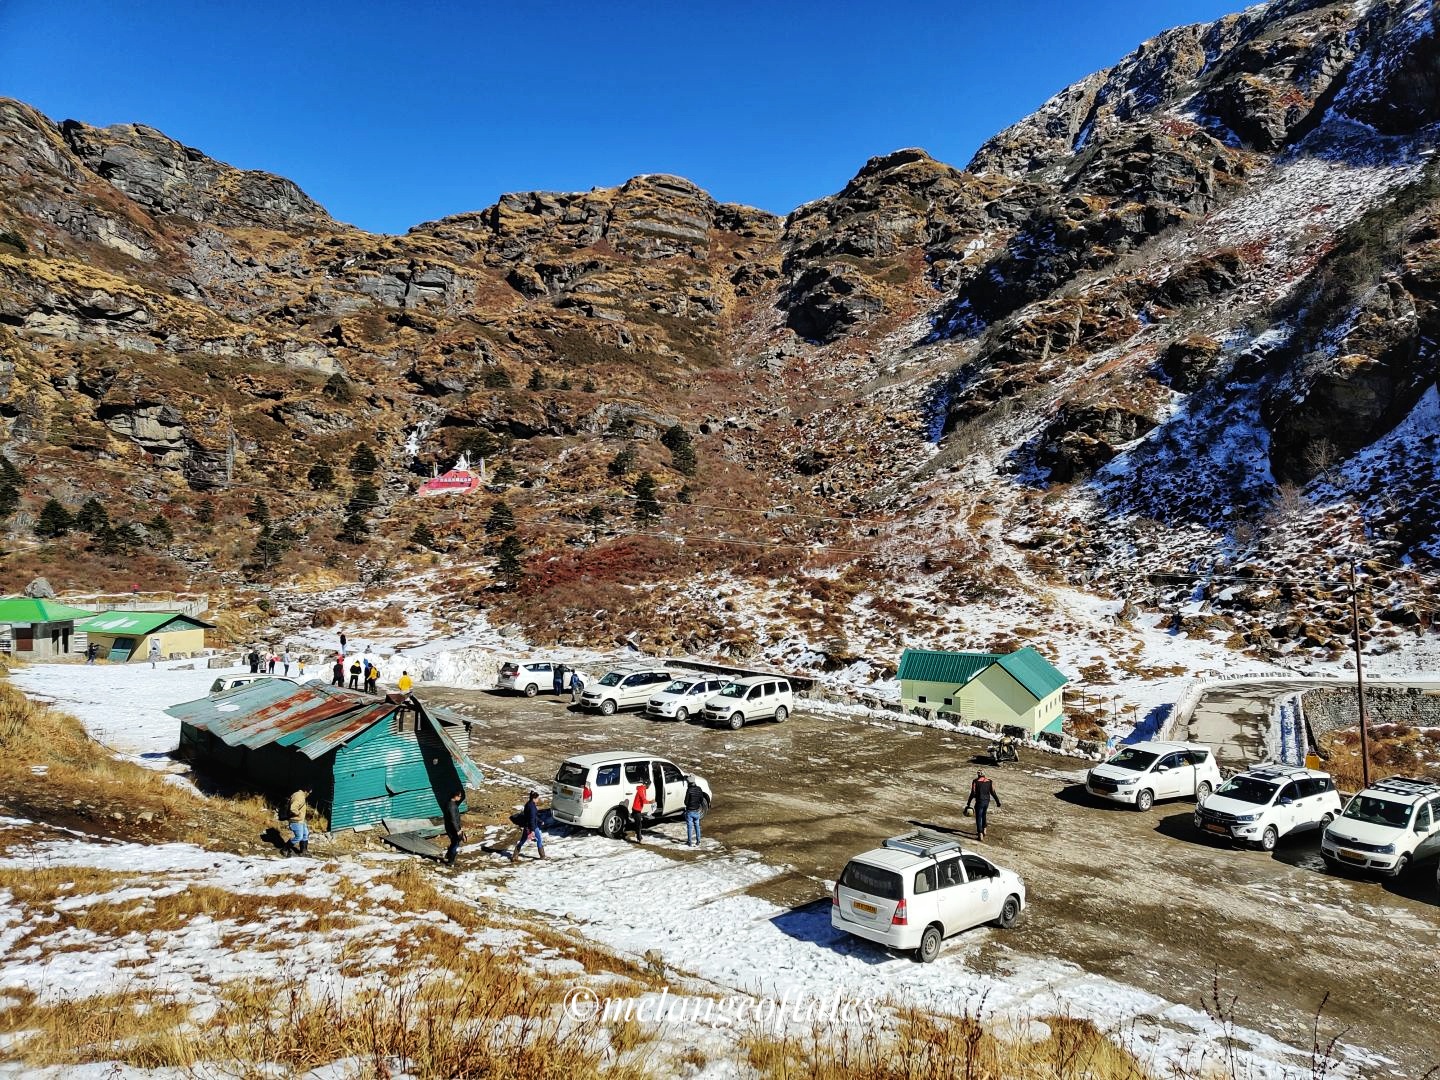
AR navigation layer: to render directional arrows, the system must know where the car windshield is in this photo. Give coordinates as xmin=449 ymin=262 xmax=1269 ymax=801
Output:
xmin=663 ymin=680 xmax=694 ymax=694
xmin=839 ymin=861 xmax=902 ymax=900
xmin=598 ymin=672 xmax=623 ymax=687
xmin=718 ymin=682 xmax=746 ymax=699
xmin=1106 ymin=749 xmax=1158 ymax=772
xmin=555 ymin=763 xmax=587 ymax=787
xmin=1216 ymin=777 xmax=1279 ymax=805
xmin=1342 ymin=796 xmax=1412 ymax=828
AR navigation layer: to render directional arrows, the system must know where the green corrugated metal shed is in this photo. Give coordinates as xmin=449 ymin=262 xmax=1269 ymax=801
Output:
xmin=896 ymin=648 xmax=1002 ymax=686
xmin=167 ymin=680 xmax=482 ymax=831
xmin=993 ymin=646 xmax=1068 ymax=701
xmin=76 ymin=610 xmax=215 ymax=634
xmin=0 ymin=597 xmax=96 ymax=623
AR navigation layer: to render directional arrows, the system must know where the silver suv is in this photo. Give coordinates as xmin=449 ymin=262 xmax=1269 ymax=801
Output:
xmin=578 ymin=666 xmax=672 ymax=716
xmin=1194 ymin=764 xmax=1342 ymax=850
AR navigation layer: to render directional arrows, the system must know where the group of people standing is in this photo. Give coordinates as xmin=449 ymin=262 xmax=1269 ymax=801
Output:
xmin=247 ymin=647 xmax=301 ymax=677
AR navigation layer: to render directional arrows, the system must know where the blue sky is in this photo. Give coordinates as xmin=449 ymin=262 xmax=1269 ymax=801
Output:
xmin=0 ymin=1 xmax=1242 ymax=233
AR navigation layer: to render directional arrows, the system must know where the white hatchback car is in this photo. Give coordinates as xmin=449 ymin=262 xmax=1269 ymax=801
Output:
xmin=1321 ymin=775 xmax=1440 ymax=877
xmin=646 ymin=675 xmax=728 ymax=722
xmin=1086 ymin=740 xmax=1222 ymax=811
xmin=701 ymin=675 xmax=794 ymax=729
xmin=578 ymin=666 xmax=673 ymax=715
xmin=551 ymin=751 xmax=712 ymax=838
xmin=831 ymin=830 xmax=1025 ymax=963
xmin=208 ymin=674 xmax=297 ymax=696
xmin=1193 ymin=764 xmax=1343 ymax=850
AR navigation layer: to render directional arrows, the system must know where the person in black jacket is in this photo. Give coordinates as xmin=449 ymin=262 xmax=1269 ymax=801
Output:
xmin=331 ymin=656 xmax=345 ymax=687
xmin=683 ymin=780 xmax=706 ymax=847
xmin=964 ymin=770 xmax=1001 ymax=841
xmin=442 ymin=789 xmax=465 ymax=866
xmin=510 ymin=790 xmax=545 ymax=862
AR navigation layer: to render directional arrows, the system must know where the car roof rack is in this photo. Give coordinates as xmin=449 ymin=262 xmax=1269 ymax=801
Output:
xmin=1246 ymin=764 xmax=1315 ymax=780
xmin=883 ymin=829 xmax=963 ymax=858
xmin=1370 ymin=776 xmax=1440 ymax=798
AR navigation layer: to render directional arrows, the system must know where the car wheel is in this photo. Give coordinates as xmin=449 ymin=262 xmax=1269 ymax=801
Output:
xmin=675 ymin=707 xmax=688 ymax=723
xmin=1196 ymin=781 xmax=1213 ymax=801
xmin=995 ymin=894 xmax=1022 ymax=929
xmin=774 ymin=705 xmax=788 ymax=723
xmin=696 ymin=797 xmax=709 ymax=820
xmin=600 ymin=808 xmax=625 ymax=839
xmin=1259 ymin=825 xmax=1278 ymax=852
xmin=916 ymin=924 xmax=943 ymax=963
xmin=1389 ymin=855 xmax=1410 ymax=879
xmin=1134 ymin=789 xmax=1154 ymax=812
xmin=524 ymin=683 xmax=538 ymax=697
xmin=728 ymin=712 xmax=744 ymax=731
xmin=600 ymin=699 xmax=617 ymax=716
xmin=1319 ymin=812 xmax=1335 ymax=829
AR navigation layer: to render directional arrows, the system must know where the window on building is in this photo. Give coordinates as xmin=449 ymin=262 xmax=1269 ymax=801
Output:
xmin=917 ymin=696 xmax=927 ymax=704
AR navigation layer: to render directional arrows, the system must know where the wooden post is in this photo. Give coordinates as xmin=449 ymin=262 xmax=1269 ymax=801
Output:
xmin=1350 ymin=563 xmax=1372 ymax=788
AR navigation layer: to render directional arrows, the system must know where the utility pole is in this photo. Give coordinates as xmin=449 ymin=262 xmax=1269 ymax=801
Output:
xmin=1349 ymin=563 xmax=1372 ymax=788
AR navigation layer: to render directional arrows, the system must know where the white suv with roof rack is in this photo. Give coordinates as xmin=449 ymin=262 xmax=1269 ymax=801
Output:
xmin=701 ymin=675 xmax=794 ymax=730
xmin=831 ymin=830 xmax=1025 ymax=963
xmin=1193 ymin=764 xmax=1342 ymax=850
xmin=646 ymin=675 xmax=727 ymax=722
xmin=577 ymin=665 xmax=673 ymax=715
xmin=1085 ymin=740 xmax=1222 ymax=811
xmin=1321 ymin=775 xmax=1440 ymax=877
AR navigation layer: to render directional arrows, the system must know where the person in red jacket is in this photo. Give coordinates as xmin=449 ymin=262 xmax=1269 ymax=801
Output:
xmin=630 ymin=781 xmax=653 ymax=844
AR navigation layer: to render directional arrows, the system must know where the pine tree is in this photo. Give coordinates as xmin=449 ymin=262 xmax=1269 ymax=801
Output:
xmin=251 ymin=523 xmax=285 ymax=569
xmin=75 ymin=497 xmax=110 ymax=533
xmin=94 ymin=523 xmax=122 ymax=556
xmin=463 ymin=429 xmax=499 ymax=460
xmin=323 ymin=371 xmax=353 ymax=402
xmin=410 ymin=522 xmax=439 ymax=550
xmin=582 ymin=378 xmax=597 ymax=393
xmin=607 ymin=446 xmax=636 ymax=478
xmin=147 ymin=514 xmax=175 ymax=543
xmin=633 ymin=472 xmax=661 ymax=523
xmin=662 ymin=424 xmax=697 ymax=476
xmin=34 ymin=499 xmax=73 ymax=538
xmin=482 ymin=368 xmax=513 ymax=389
xmin=338 ymin=511 xmax=370 ymax=544
xmin=114 ymin=522 xmax=145 ymax=552
xmin=584 ymin=505 xmax=606 ymax=526
xmin=350 ymin=444 xmax=379 ymax=476
xmin=676 ymin=485 xmax=694 ymax=505
xmin=307 ymin=458 xmax=335 ymax=491
xmin=486 ymin=500 xmax=515 ymax=534
xmin=526 ymin=367 xmax=547 ymax=391
xmin=558 ymin=377 xmax=573 ymax=391
xmin=491 ymin=460 xmax=517 ymax=486
xmin=195 ymin=499 xmax=215 ymax=525
xmin=347 ymin=480 xmax=379 ymax=517
xmin=495 ymin=534 xmax=524 ymax=586
xmin=0 ymin=456 xmax=21 ymax=521
xmin=248 ymin=494 xmax=270 ymax=526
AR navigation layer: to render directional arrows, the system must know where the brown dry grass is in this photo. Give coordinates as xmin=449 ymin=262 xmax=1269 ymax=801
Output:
xmin=1317 ymin=723 xmax=1440 ymax=790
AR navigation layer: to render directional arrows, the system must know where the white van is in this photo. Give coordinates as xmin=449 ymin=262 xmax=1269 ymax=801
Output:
xmin=831 ymin=830 xmax=1025 ymax=963
xmin=1194 ymin=764 xmax=1343 ymax=850
xmin=551 ymin=752 xmax=712 ymax=838
xmin=497 ymin=660 xmax=559 ymax=696
xmin=1321 ymin=775 xmax=1440 ymax=877
xmin=578 ymin=666 xmax=672 ymax=715
xmin=1086 ymin=740 xmax=1222 ymax=811
xmin=208 ymin=674 xmax=297 ymax=696
xmin=701 ymin=675 xmax=794 ymax=729
xmin=646 ymin=675 xmax=727 ymax=722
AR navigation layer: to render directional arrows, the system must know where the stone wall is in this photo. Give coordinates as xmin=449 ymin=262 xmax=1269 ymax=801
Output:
xmin=1302 ymin=686 xmax=1440 ymax=739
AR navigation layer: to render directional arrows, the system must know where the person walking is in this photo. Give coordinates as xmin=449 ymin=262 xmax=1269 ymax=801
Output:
xmin=509 ymin=790 xmax=545 ymax=863
xmin=339 ymin=631 xmax=347 ymax=653
xmin=683 ymin=778 xmax=706 ymax=847
xmin=284 ymin=784 xmax=312 ymax=856
xmin=331 ymin=656 xmax=345 ymax=687
xmin=348 ymin=657 xmax=362 ymax=689
xmin=629 ymin=780 xmax=652 ymax=844
xmin=297 ymin=656 xmax=306 ymax=679
xmin=569 ymin=669 xmax=585 ymax=703
xmin=964 ymin=770 xmax=1002 ymax=842
xmin=442 ymin=789 xmax=466 ymax=866
xmin=148 ymin=638 xmax=161 ymax=669
xmin=397 ymin=670 xmax=414 ymax=694
xmin=365 ymin=661 xmax=380 ymax=695
xmin=282 ymin=649 xmax=292 ymax=677
xmin=86 ymin=641 xmax=98 ymax=665
xmin=249 ymin=648 xmax=261 ymax=674
xmin=552 ymin=663 xmax=566 ymax=696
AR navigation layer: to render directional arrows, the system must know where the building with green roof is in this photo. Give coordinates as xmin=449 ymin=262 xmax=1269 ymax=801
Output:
xmin=75 ymin=610 xmax=215 ymax=663
xmin=897 ymin=645 xmax=1068 ymax=737
xmin=0 ymin=597 xmax=97 ymax=658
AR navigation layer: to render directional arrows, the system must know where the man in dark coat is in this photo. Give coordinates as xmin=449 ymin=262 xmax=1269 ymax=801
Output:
xmin=248 ymin=648 xmax=261 ymax=674
xmin=442 ymin=789 xmax=465 ymax=866
xmin=331 ymin=656 xmax=345 ymax=687
xmin=509 ymin=790 xmax=545 ymax=862
xmin=964 ymin=770 xmax=1001 ymax=842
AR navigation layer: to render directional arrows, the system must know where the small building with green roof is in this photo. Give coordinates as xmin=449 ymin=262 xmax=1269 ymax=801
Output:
xmin=897 ymin=645 xmax=1068 ymax=737
xmin=0 ymin=597 xmax=97 ymax=658
xmin=75 ymin=610 xmax=215 ymax=663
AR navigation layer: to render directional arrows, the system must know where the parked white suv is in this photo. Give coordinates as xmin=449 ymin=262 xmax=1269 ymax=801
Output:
xmin=497 ymin=660 xmax=559 ymax=696
xmin=831 ymin=830 xmax=1025 ymax=963
xmin=1086 ymin=740 xmax=1221 ymax=811
xmin=1194 ymin=764 xmax=1342 ymax=850
xmin=701 ymin=675 xmax=794 ymax=729
xmin=208 ymin=674 xmax=297 ymax=696
xmin=1321 ymin=775 xmax=1440 ymax=877
xmin=578 ymin=666 xmax=673 ymax=715
xmin=647 ymin=675 xmax=727 ymax=722
xmin=551 ymin=752 xmax=712 ymax=838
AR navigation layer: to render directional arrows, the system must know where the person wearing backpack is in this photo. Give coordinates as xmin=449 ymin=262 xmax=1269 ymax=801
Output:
xmin=964 ymin=769 xmax=1002 ymax=842
xmin=683 ymin=779 xmax=706 ymax=847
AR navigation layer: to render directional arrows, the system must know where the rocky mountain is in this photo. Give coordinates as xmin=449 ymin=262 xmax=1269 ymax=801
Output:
xmin=1 ymin=0 xmax=1437 ymax=681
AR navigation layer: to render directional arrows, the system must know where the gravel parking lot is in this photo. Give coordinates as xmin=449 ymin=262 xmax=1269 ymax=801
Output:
xmin=429 ymin=687 xmax=1440 ymax=1077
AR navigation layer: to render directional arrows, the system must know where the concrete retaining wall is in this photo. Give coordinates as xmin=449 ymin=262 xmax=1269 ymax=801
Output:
xmin=1302 ymin=685 xmax=1440 ymax=739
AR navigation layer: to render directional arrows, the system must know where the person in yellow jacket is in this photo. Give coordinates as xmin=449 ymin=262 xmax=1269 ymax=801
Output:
xmin=397 ymin=670 xmax=414 ymax=694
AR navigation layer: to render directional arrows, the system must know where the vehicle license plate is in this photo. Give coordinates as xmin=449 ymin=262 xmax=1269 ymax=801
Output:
xmin=1339 ymin=849 xmax=1364 ymax=862
xmin=1204 ymin=824 xmax=1229 ymax=835
xmin=852 ymin=900 xmax=877 ymax=916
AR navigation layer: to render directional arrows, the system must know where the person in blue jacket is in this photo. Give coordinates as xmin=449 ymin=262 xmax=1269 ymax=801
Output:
xmin=510 ymin=790 xmax=546 ymax=862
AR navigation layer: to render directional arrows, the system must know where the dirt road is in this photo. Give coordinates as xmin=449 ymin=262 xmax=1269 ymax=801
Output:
xmin=431 ymin=688 xmax=1440 ymax=1078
